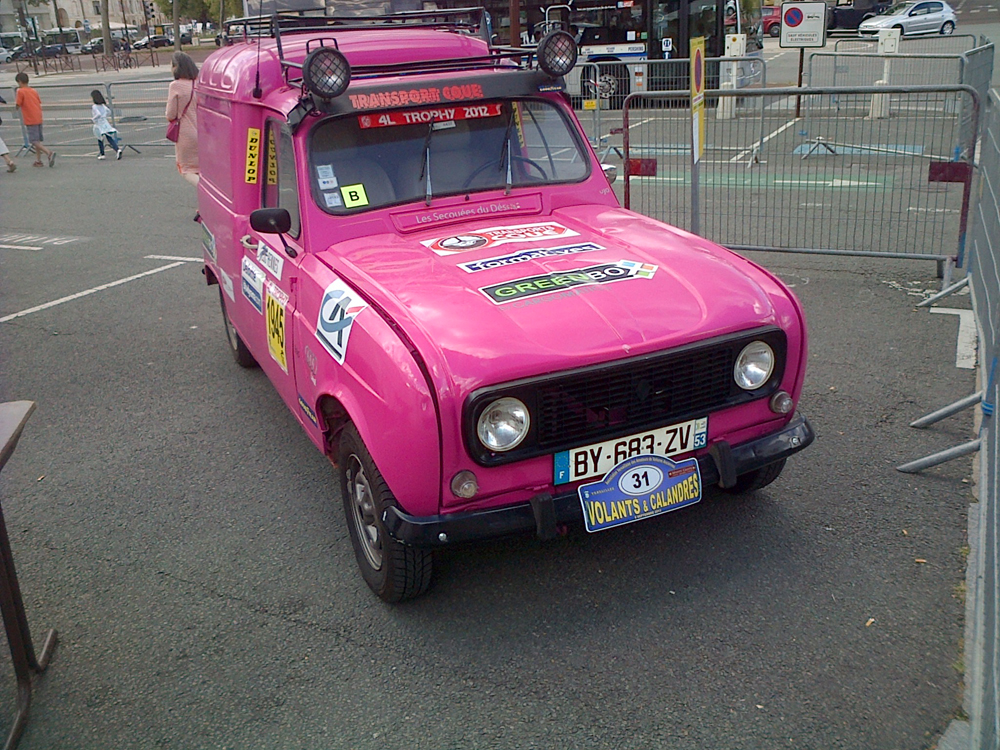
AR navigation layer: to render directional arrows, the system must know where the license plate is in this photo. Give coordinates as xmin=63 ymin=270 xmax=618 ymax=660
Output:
xmin=578 ymin=454 xmax=703 ymax=533
xmin=553 ymin=417 xmax=707 ymax=485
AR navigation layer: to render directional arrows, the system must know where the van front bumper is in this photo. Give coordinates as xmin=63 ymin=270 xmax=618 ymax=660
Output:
xmin=383 ymin=413 xmax=814 ymax=548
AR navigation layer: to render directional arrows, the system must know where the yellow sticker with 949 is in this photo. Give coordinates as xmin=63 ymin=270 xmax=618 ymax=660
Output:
xmin=265 ymin=280 xmax=288 ymax=373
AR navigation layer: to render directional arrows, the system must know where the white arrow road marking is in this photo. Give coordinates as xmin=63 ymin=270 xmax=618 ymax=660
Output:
xmin=930 ymin=307 xmax=977 ymax=369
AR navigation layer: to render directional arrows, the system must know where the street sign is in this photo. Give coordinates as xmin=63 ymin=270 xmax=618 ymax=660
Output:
xmin=690 ymin=36 xmax=705 ymax=163
xmin=779 ymin=2 xmax=827 ymax=48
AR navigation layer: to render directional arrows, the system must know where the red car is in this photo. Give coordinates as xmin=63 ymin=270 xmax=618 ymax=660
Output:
xmin=762 ymin=5 xmax=781 ymax=37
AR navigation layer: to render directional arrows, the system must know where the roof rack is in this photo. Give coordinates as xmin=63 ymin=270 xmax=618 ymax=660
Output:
xmin=223 ymin=7 xmax=494 ymax=51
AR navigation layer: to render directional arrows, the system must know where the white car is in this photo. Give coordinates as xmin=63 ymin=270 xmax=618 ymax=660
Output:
xmin=0 ymin=46 xmax=11 ymax=63
xmin=859 ymin=0 xmax=957 ymax=36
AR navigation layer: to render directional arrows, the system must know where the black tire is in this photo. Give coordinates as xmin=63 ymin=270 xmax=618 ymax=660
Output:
xmin=219 ymin=288 xmax=257 ymax=368
xmin=768 ymin=24 xmax=780 ymax=37
xmin=940 ymin=21 xmax=955 ymax=35
xmin=893 ymin=24 xmax=905 ymax=36
xmin=339 ymin=424 xmax=433 ymax=603
xmin=720 ymin=458 xmax=786 ymax=495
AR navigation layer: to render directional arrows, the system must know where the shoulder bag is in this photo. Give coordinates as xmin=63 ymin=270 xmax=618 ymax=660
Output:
xmin=166 ymin=90 xmax=193 ymax=143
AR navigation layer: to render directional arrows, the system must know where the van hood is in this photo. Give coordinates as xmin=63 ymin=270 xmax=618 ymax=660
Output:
xmin=317 ymin=206 xmax=788 ymax=392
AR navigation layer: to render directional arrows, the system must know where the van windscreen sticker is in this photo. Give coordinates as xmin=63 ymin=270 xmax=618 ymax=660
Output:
xmin=244 ymin=127 xmax=261 ymax=184
xmin=480 ymin=260 xmax=658 ymax=304
xmin=358 ymin=103 xmax=503 ymax=129
xmin=323 ymin=192 xmax=343 ymax=208
xmin=315 ymin=279 xmax=369 ymax=365
xmin=422 ymin=222 xmax=580 ymax=255
xmin=340 ymin=184 xmax=369 ymax=209
xmin=316 ymin=164 xmax=338 ymax=191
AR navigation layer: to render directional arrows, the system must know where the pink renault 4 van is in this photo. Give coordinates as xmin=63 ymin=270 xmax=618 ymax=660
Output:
xmin=196 ymin=9 xmax=812 ymax=601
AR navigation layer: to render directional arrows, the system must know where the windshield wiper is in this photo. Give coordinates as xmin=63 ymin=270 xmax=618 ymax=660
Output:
xmin=498 ymin=108 xmax=515 ymax=195
xmin=419 ymin=122 xmax=434 ymax=206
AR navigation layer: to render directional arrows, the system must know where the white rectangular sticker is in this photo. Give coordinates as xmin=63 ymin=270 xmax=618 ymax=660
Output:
xmin=323 ymin=192 xmax=343 ymax=208
xmin=315 ymin=278 xmax=369 ymax=365
xmin=241 ymin=256 xmax=265 ymax=314
xmin=256 ymin=242 xmax=284 ymax=281
xmin=220 ymin=269 xmax=235 ymax=302
xmin=421 ymin=222 xmax=580 ymax=255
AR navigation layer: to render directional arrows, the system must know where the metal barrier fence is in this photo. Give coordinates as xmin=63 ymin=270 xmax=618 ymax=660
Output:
xmin=833 ymin=33 xmax=983 ymax=55
xmin=622 ymin=85 xmax=978 ymax=277
xmin=964 ymin=86 xmax=1000 ymax=750
xmin=572 ymin=57 xmax=767 ymax=162
xmin=0 ymin=79 xmax=174 ymax=154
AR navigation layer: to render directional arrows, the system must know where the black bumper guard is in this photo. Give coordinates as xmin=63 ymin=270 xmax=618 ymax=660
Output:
xmin=383 ymin=413 xmax=814 ymax=548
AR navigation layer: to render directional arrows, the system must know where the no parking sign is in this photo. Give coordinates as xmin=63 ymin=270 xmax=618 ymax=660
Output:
xmin=779 ymin=1 xmax=827 ymax=48
xmin=690 ymin=36 xmax=705 ymax=164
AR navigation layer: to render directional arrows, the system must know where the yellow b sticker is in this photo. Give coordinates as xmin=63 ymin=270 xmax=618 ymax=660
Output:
xmin=265 ymin=282 xmax=288 ymax=373
xmin=245 ymin=127 xmax=261 ymax=184
xmin=340 ymin=183 xmax=369 ymax=208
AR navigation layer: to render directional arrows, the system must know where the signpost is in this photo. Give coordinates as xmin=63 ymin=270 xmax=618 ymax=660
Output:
xmin=779 ymin=2 xmax=827 ymax=117
xmin=690 ymin=36 xmax=705 ymax=236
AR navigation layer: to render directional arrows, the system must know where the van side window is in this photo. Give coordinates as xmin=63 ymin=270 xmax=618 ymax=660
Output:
xmin=262 ymin=120 xmax=301 ymax=238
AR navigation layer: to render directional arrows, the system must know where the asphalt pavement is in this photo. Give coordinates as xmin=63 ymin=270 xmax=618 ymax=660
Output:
xmin=0 ymin=93 xmax=980 ymax=749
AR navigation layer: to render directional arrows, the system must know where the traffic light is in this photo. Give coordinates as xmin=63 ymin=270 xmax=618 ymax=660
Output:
xmin=143 ymin=1 xmax=155 ymax=18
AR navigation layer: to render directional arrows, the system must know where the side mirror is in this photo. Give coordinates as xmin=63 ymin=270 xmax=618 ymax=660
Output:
xmin=250 ymin=207 xmax=291 ymax=235
xmin=601 ymin=163 xmax=617 ymax=184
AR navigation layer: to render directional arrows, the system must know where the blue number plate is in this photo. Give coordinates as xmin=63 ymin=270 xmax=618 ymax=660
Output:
xmin=578 ymin=454 xmax=702 ymax=533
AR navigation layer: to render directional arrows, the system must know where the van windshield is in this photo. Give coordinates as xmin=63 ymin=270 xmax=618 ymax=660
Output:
xmin=308 ymin=98 xmax=591 ymax=214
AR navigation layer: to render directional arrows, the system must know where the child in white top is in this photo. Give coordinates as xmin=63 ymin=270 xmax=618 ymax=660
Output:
xmin=91 ymin=89 xmax=122 ymax=160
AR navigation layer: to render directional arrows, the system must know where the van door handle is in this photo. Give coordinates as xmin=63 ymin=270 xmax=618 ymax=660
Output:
xmin=240 ymin=235 xmax=257 ymax=250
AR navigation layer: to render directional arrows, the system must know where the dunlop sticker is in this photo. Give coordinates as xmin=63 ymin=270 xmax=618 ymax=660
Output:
xmin=245 ymin=127 xmax=261 ymax=184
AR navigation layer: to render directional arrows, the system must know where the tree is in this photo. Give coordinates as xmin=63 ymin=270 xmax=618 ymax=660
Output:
xmin=154 ymin=0 xmax=216 ymax=24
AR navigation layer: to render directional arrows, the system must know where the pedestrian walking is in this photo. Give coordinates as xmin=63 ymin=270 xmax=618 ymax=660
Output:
xmin=166 ymin=51 xmax=199 ymax=186
xmin=14 ymin=72 xmax=56 ymax=168
xmin=91 ymin=90 xmax=122 ymax=161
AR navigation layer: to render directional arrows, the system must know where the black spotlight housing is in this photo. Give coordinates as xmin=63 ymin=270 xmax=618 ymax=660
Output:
xmin=302 ymin=47 xmax=351 ymax=99
xmin=536 ymin=30 xmax=577 ymax=78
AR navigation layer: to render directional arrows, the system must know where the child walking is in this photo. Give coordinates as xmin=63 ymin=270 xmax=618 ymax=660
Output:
xmin=90 ymin=90 xmax=121 ymax=160
xmin=14 ymin=72 xmax=55 ymax=168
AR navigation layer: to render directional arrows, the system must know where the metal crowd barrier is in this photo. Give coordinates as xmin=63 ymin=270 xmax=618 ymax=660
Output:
xmin=0 ymin=79 xmax=174 ymax=154
xmin=833 ymin=33 xmax=982 ymax=55
xmin=622 ymin=85 xmax=979 ymax=281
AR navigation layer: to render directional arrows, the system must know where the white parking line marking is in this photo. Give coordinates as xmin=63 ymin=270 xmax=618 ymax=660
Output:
xmin=0 ymin=263 xmax=185 ymax=324
xmin=0 ymin=244 xmax=43 ymax=251
xmin=145 ymin=254 xmax=203 ymax=262
xmin=930 ymin=307 xmax=977 ymax=369
xmin=730 ymin=118 xmax=800 ymax=162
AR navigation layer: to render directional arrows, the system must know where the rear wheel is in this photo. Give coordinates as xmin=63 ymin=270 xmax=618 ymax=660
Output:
xmin=940 ymin=20 xmax=955 ymax=34
xmin=720 ymin=459 xmax=786 ymax=495
xmin=339 ymin=424 xmax=433 ymax=602
xmin=219 ymin=289 xmax=257 ymax=368
xmin=768 ymin=23 xmax=780 ymax=37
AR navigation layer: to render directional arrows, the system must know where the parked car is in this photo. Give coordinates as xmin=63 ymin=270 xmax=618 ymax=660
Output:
xmin=0 ymin=46 xmax=11 ymax=63
xmin=133 ymin=34 xmax=171 ymax=49
xmin=196 ymin=12 xmax=813 ymax=602
xmin=762 ymin=5 xmax=781 ymax=36
xmin=170 ymin=31 xmax=193 ymax=45
xmin=826 ymin=0 xmax=892 ymax=31
xmin=38 ymin=44 xmax=67 ymax=57
xmin=859 ymin=0 xmax=957 ymax=35
xmin=82 ymin=37 xmax=129 ymax=53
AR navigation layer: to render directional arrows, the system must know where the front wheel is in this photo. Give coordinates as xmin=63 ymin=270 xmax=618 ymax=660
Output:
xmin=720 ymin=459 xmax=786 ymax=495
xmin=940 ymin=21 xmax=955 ymax=34
xmin=893 ymin=24 xmax=905 ymax=36
xmin=339 ymin=424 xmax=433 ymax=602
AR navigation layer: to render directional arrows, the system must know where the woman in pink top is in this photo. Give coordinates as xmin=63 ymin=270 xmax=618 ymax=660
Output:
xmin=165 ymin=51 xmax=199 ymax=185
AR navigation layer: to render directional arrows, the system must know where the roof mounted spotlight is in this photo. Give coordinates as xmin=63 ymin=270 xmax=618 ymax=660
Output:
xmin=536 ymin=30 xmax=577 ymax=78
xmin=302 ymin=47 xmax=351 ymax=99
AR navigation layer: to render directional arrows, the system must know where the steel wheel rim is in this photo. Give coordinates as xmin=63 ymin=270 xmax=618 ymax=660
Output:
xmin=346 ymin=454 xmax=383 ymax=570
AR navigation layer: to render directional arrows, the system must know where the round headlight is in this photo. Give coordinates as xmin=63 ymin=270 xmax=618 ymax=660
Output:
xmin=477 ymin=397 xmax=530 ymax=452
xmin=302 ymin=47 xmax=351 ymax=99
xmin=734 ymin=341 xmax=775 ymax=390
xmin=536 ymin=30 xmax=577 ymax=78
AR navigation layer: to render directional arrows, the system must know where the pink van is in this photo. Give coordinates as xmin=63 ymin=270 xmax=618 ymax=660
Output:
xmin=196 ymin=10 xmax=812 ymax=601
